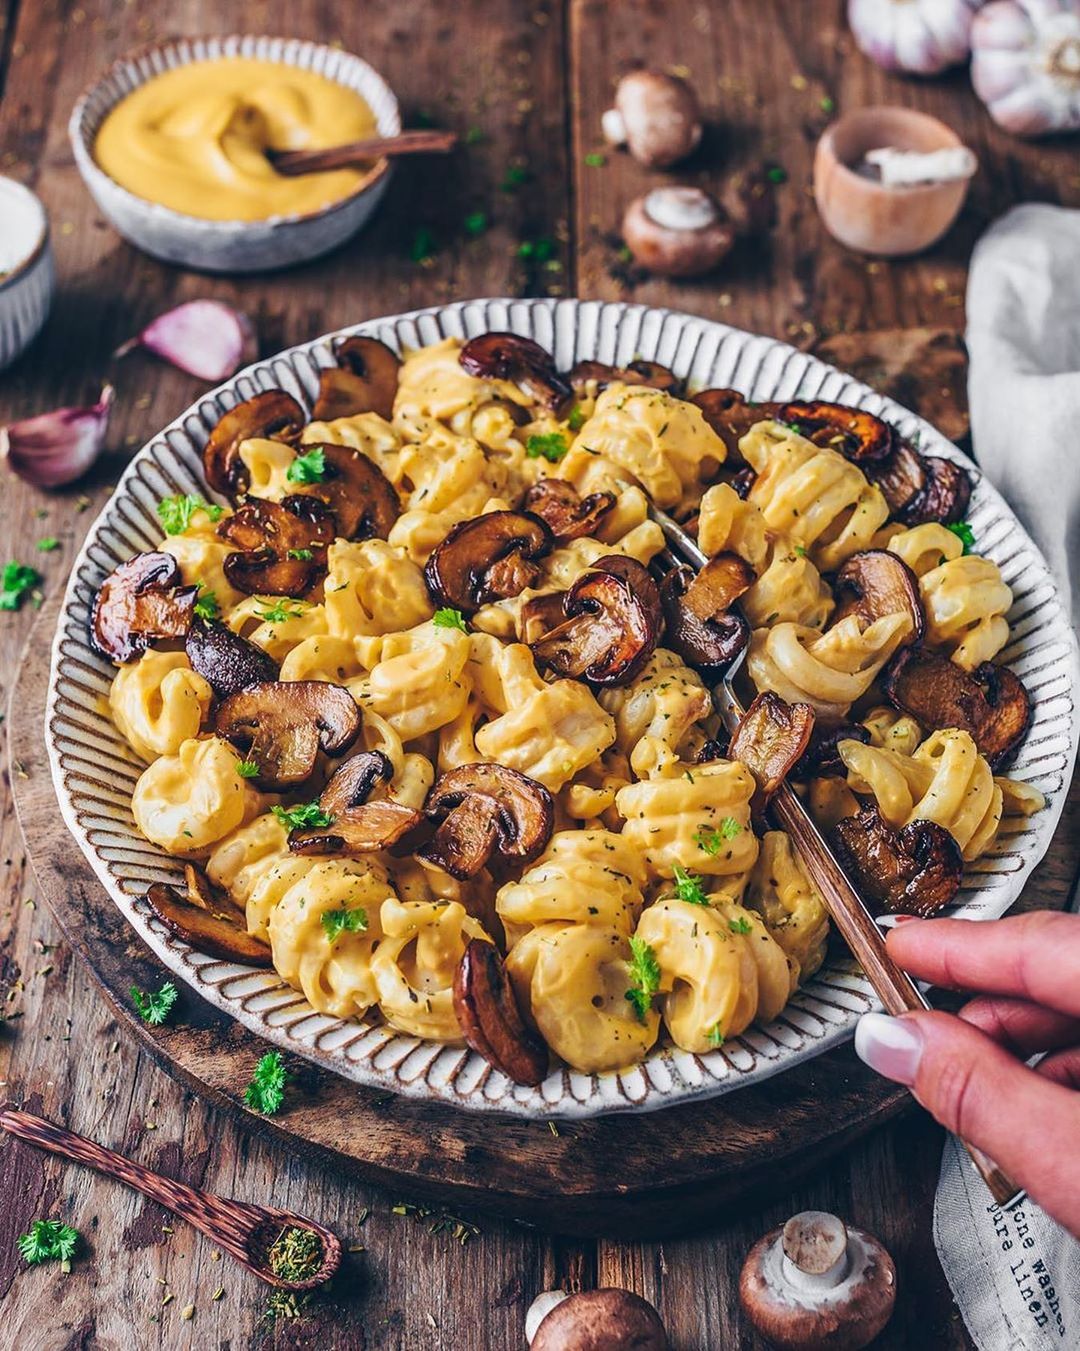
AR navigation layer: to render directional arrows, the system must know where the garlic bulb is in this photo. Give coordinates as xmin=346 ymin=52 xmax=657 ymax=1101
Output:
xmin=848 ymin=0 xmax=983 ymax=75
xmin=972 ymin=0 xmax=1080 ymax=136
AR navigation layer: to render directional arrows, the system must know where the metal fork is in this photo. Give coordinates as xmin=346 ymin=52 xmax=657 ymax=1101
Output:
xmin=649 ymin=503 xmax=1023 ymax=1208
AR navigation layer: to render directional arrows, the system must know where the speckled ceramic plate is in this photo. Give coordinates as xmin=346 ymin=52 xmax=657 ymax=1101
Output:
xmin=45 ymin=299 xmax=1080 ymax=1117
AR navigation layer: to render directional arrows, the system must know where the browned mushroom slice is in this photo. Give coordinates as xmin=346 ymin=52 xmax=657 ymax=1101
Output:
xmin=517 ymin=591 xmax=569 ymax=644
xmin=215 ymin=680 xmax=362 ymax=788
xmin=288 ymin=750 xmax=424 ymax=854
xmin=830 ymin=550 xmax=924 ymax=645
xmin=520 ymin=479 xmax=617 ymax=543
xmin=203 ymin=389 xmax=306 ymax=499
xmin=291 ymin=443 xmax=400 ymax=540
xmin=90 ymin=552 xmax=199 ymax=664
xmin=311 ymin=336 xmax=401 ymax=421
xmin=791 ymin=720 xmax=870 ymax=779
xmin=185 ymin=617 xmax=279 ymax=697
xmin=899 ymin=455 xmax=972 ymax=525
xmin=691 ymin=389 xmax=782 ymax=461
xmin=659 ymin=553 xmax=754 ymax=674
xmin=728 ymin=691 xmax=815 ymax=811
xmin=832 ymin=805 xmax=964 ymax=917
xmin=531 ymin=555 xmax=662 ymax=687
xmin=144 ymin=881 xmax=272 ymax=966
xmin=863 ymin=439 xmax=927 ymax=515
xmin=453 ymin=938 xmax=548 ymax=1086
xmin=418 ymin=763 xmax=554 ymax=881
xmin=219 ymin=495 xmax=335 ymax=598
xmin=780 ymin=400 xmax=895 ymax=463
xmin=458 ymin=332 xmax=572 ymax=414
xmin=883 ymin=646 xmax=1032 ymax=770
xmin=424 ymin=510 xmax=553 ymax=614
xmin=565 ymin=358 xmax=683 ymax=397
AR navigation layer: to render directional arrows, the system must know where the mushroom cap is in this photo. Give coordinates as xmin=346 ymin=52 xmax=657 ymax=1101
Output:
xmin=425 ymin=510 xmax=553 ymax=615
xmin=144 ymin=880 xmax=273 ymax=967
xmin=90 ymin=551 xmax=199 ymax=664
xmin=453 ymin=938 xmax=548 ymax=1086
xmin=185 ymin=617 xmax=280 ymax=698
xmin=531 ymin=1288 xmax=669 ymax=1351
xmin=832 ymin=804 xmax=963 ymax=918
xmin=458 ymin=332 xmax=572 ymax=413
xmin=565 ymin=359 xmax=683 ymax=398
xmin=215 ymin=679 xmax=362 ymax=789
xmin=531 ymin=555 xmax=663 ymax=687
xmin=288 ymin=750 xmax=424 ymax=854
xmin=312 ymin=335 xmax=401 ymax=422
xmin=781 ymin=401 xmax=895 ymax=464
xmin=218 ymin=495 xmax=335 ymax=598
xmin=863 ymin=439 xmax=927 ymax=516
xmin=521 ymin=480 xmax=617 ymax=544
xmin=203 ymin=389 xmax=306 ymax=500
xmin=728 ymin=691 xmax=816 ymax=812
xmin=623 ymin=189 xmax=735 ymax=278
xmin=611 ymin=69 xmax=702 ymax=168
xmin=792 ymin=719 xmax=870 ymax=780
xmin=418 ymin=762 xmax=554 ymax=881
xmin=899 ymin=454 xmax=971 ymax=526
xmin=691 ymin=389 xmax=783 ymax=462
xmin=739 ymin=1215 xmax=896 ymax=1351
xmin=290 ymin=442 xmax=400 ymax=541
xmin=659 ymin=554 xmax=754 ymax=675
xmin=831 ymin=550 xmax=925 ymax=646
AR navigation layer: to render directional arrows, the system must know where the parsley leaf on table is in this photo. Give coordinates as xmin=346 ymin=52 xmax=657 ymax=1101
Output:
xmin=130 ymin=980 xmax=179 ymax=1026
xmin=17 ymin=1219 xmax=80 ymax=1266
xmin=245 ymin=1051 xmax=288 ymax=1115
xmin=0 ymin=562 xmax=41 ymax=611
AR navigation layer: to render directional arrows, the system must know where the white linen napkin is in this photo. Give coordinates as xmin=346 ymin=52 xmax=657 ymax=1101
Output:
xmin=930 ymin=202 xmax=1080 ymax=1349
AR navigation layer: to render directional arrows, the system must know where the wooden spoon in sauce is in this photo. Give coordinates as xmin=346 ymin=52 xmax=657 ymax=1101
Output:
xmin=0 ymin=1108 xmax=341 ymax=1289
xmin=269 ymin=128 xmax=458 ymax=176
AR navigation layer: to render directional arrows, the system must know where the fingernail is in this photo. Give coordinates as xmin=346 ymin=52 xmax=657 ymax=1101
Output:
xmin=891 ymin=914 xmax=921 ymax=924
xmin=854 ymin=1012 xmax=924 ymax=1085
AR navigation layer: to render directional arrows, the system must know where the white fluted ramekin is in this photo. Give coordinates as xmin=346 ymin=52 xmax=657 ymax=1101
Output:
xmin=0 ymin=178 xmax=54 ymax=370
xmin=69 ymin=35 xmax=400 ymax=274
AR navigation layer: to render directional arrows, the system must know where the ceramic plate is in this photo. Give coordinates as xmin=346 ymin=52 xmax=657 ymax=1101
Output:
xmin=45 ymin=299 xmax=1080 ymax=1117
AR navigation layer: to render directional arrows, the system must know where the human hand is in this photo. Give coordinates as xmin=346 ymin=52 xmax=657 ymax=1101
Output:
xmin=854 ymin=911 xmax=1080 ymax=1236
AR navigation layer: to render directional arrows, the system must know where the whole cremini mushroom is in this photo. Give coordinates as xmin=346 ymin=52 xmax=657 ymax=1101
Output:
xmin=622 ymin=187 xmax=735 ymax=278
xmin=602 ymin=69 xmax=702 ymax=168
xmin=739 ymin=1211 xmax=896 ymax=1351
xmin=528 ymin=1287 xmax=669 ymax=1350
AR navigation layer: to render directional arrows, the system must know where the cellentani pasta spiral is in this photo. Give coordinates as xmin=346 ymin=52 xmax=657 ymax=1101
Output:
xmin=105 ymin=332 xmax=1039 ymax=1081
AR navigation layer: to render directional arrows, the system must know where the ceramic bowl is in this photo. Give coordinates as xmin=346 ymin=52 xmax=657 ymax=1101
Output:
xmin=45 ymin=299 xmax=1079 ymax=1118
xmin=69 ymin=35 xmax=401 ymax=274
xmin=814 ymin=106 xmax=971 ymax=257
xmin=0 ymin=178 xmax=54 ymax=370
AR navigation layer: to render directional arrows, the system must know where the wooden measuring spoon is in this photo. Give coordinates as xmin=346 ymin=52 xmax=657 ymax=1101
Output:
xmin=0 ymin=1108 xmax=341 ymax=1289
xmin=269 ymin=128 xmax=458 ymax=176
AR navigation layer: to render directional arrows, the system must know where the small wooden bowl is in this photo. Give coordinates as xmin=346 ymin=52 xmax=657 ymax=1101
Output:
xmin=814 ymin=106 xmax=971 ymax=258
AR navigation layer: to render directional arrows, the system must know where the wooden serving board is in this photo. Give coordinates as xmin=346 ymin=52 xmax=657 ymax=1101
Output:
xmin=9 ymin=597 xmax=1072 ymax=1239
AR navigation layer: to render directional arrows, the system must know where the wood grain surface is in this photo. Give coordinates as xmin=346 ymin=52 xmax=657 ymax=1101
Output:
xmin=1 ymin=1 xmax=1079 ymax=1347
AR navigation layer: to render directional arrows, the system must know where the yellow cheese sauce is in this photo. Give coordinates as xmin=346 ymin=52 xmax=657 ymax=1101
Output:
xmin=94 ymin=58 xmax=379 ymax=222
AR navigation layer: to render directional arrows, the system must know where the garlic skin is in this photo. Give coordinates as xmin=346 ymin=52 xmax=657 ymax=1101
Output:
xmin=0 ymin=386 xmax=114 ymax=489
xmin=972 ymin=0 xmax=1080 ymax=136
xmin=848 ymin=0 xmax=982 ymax=75
xmin=115 ymin=300 xmax=256 ymax=383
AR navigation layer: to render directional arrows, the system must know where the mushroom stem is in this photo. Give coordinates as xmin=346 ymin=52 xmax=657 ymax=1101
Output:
xmin=780 ymin=1212 xmax=851 ymax=1293
xmin=600 ymin=108 xmax=627 ymax=146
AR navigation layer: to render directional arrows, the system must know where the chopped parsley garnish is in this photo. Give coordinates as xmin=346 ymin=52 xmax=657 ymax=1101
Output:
xmin=465 ymin=126 xmax=484 ymax=146
xmin=256 ymin=600 xmax=304 ymax=624
xmin=500 ymin=164 xmax=530 ymax=193
xmin=518 ymin=237 xmax=556 ymax=263
xmin=321 ymin=907 xmax=369 ymax=942
xmin=525 ymin=432 xmax=569 ymax=463
xmin=694 ymin=818 xmax=742 ymax=855
xmin=235 ymin=759 xmax=260 ymax=779
xmin=0 ymin=562 xmax=42 ymax=611
xmin=706 ymin=1024 xmax=725 ymax=1048
xmin=157 ymin=494 xmax=223 ymax=535
xmin=193 ymin=587 xmax=220 ymax=621
xmin=785 ymin=421 xmax=806 ymax=436
xmin=625 ymin=936 xmax=661 ymax=1022
xmin=669 ymin=865 xmax=711 ymax=907
xmin=766 ymin=165 xmax=788 ymax=184
xmin=793 ymin=544 xmax=807 ymax=558
xmin=286 ymin=547 xmax=313 ymax=561
xmin=272 ymin=802 xmax=334 ymax=831
xmin=432 ymin=606 xmax=468 ymax=632
xmin=947 ymin=520 xmax=975 ymax=555
xmin=584 ymin=151 xmax=606 ymax=167
xmin=244 ymin=1051 xmax=288 ymax=1115
xmin=268 ymin=1224 xmax=322 ymax=1281
xmin=17 ymin=1219 xmax=80 ymax=1267
xmin=566 ymin=403 xmax=586 ymax=432
xmin=820 ymin=95 xmax=835 ymax=113
xmin=286 ymin=447 xmax=327 ymax=484
xmin=410 ymin=227 xmax=437 ymax=262
xmin=463 ymin=211 xmax=488 ymax=238
xmin=729 ymin=915 xmax=753 ymax=934
xmin=35 ymin=537 xmax=60 ymax=552
xmin=130 ymin=980 xmax=179 ymax=1026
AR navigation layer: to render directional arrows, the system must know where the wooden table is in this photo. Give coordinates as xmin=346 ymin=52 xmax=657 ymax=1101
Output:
xmin=1 ymin=2 xmax=1078 ymax=1346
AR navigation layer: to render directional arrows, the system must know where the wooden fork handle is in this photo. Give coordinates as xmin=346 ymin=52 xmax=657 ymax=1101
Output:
xmin=0 ymin=1108 xmax=261 ymax=1262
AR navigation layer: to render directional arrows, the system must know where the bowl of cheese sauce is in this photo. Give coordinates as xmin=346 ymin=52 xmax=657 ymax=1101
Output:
xmin=70 ymin=36 xmax=400 ymax=273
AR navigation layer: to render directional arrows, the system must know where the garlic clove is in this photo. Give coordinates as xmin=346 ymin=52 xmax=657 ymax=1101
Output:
xmin=0 ymin=385 xmax=114 ymax=489
xmin=114 ymin=300 xmax=257 ymax=383
xmin=848 ymin=0 xmax=978 ymax=77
